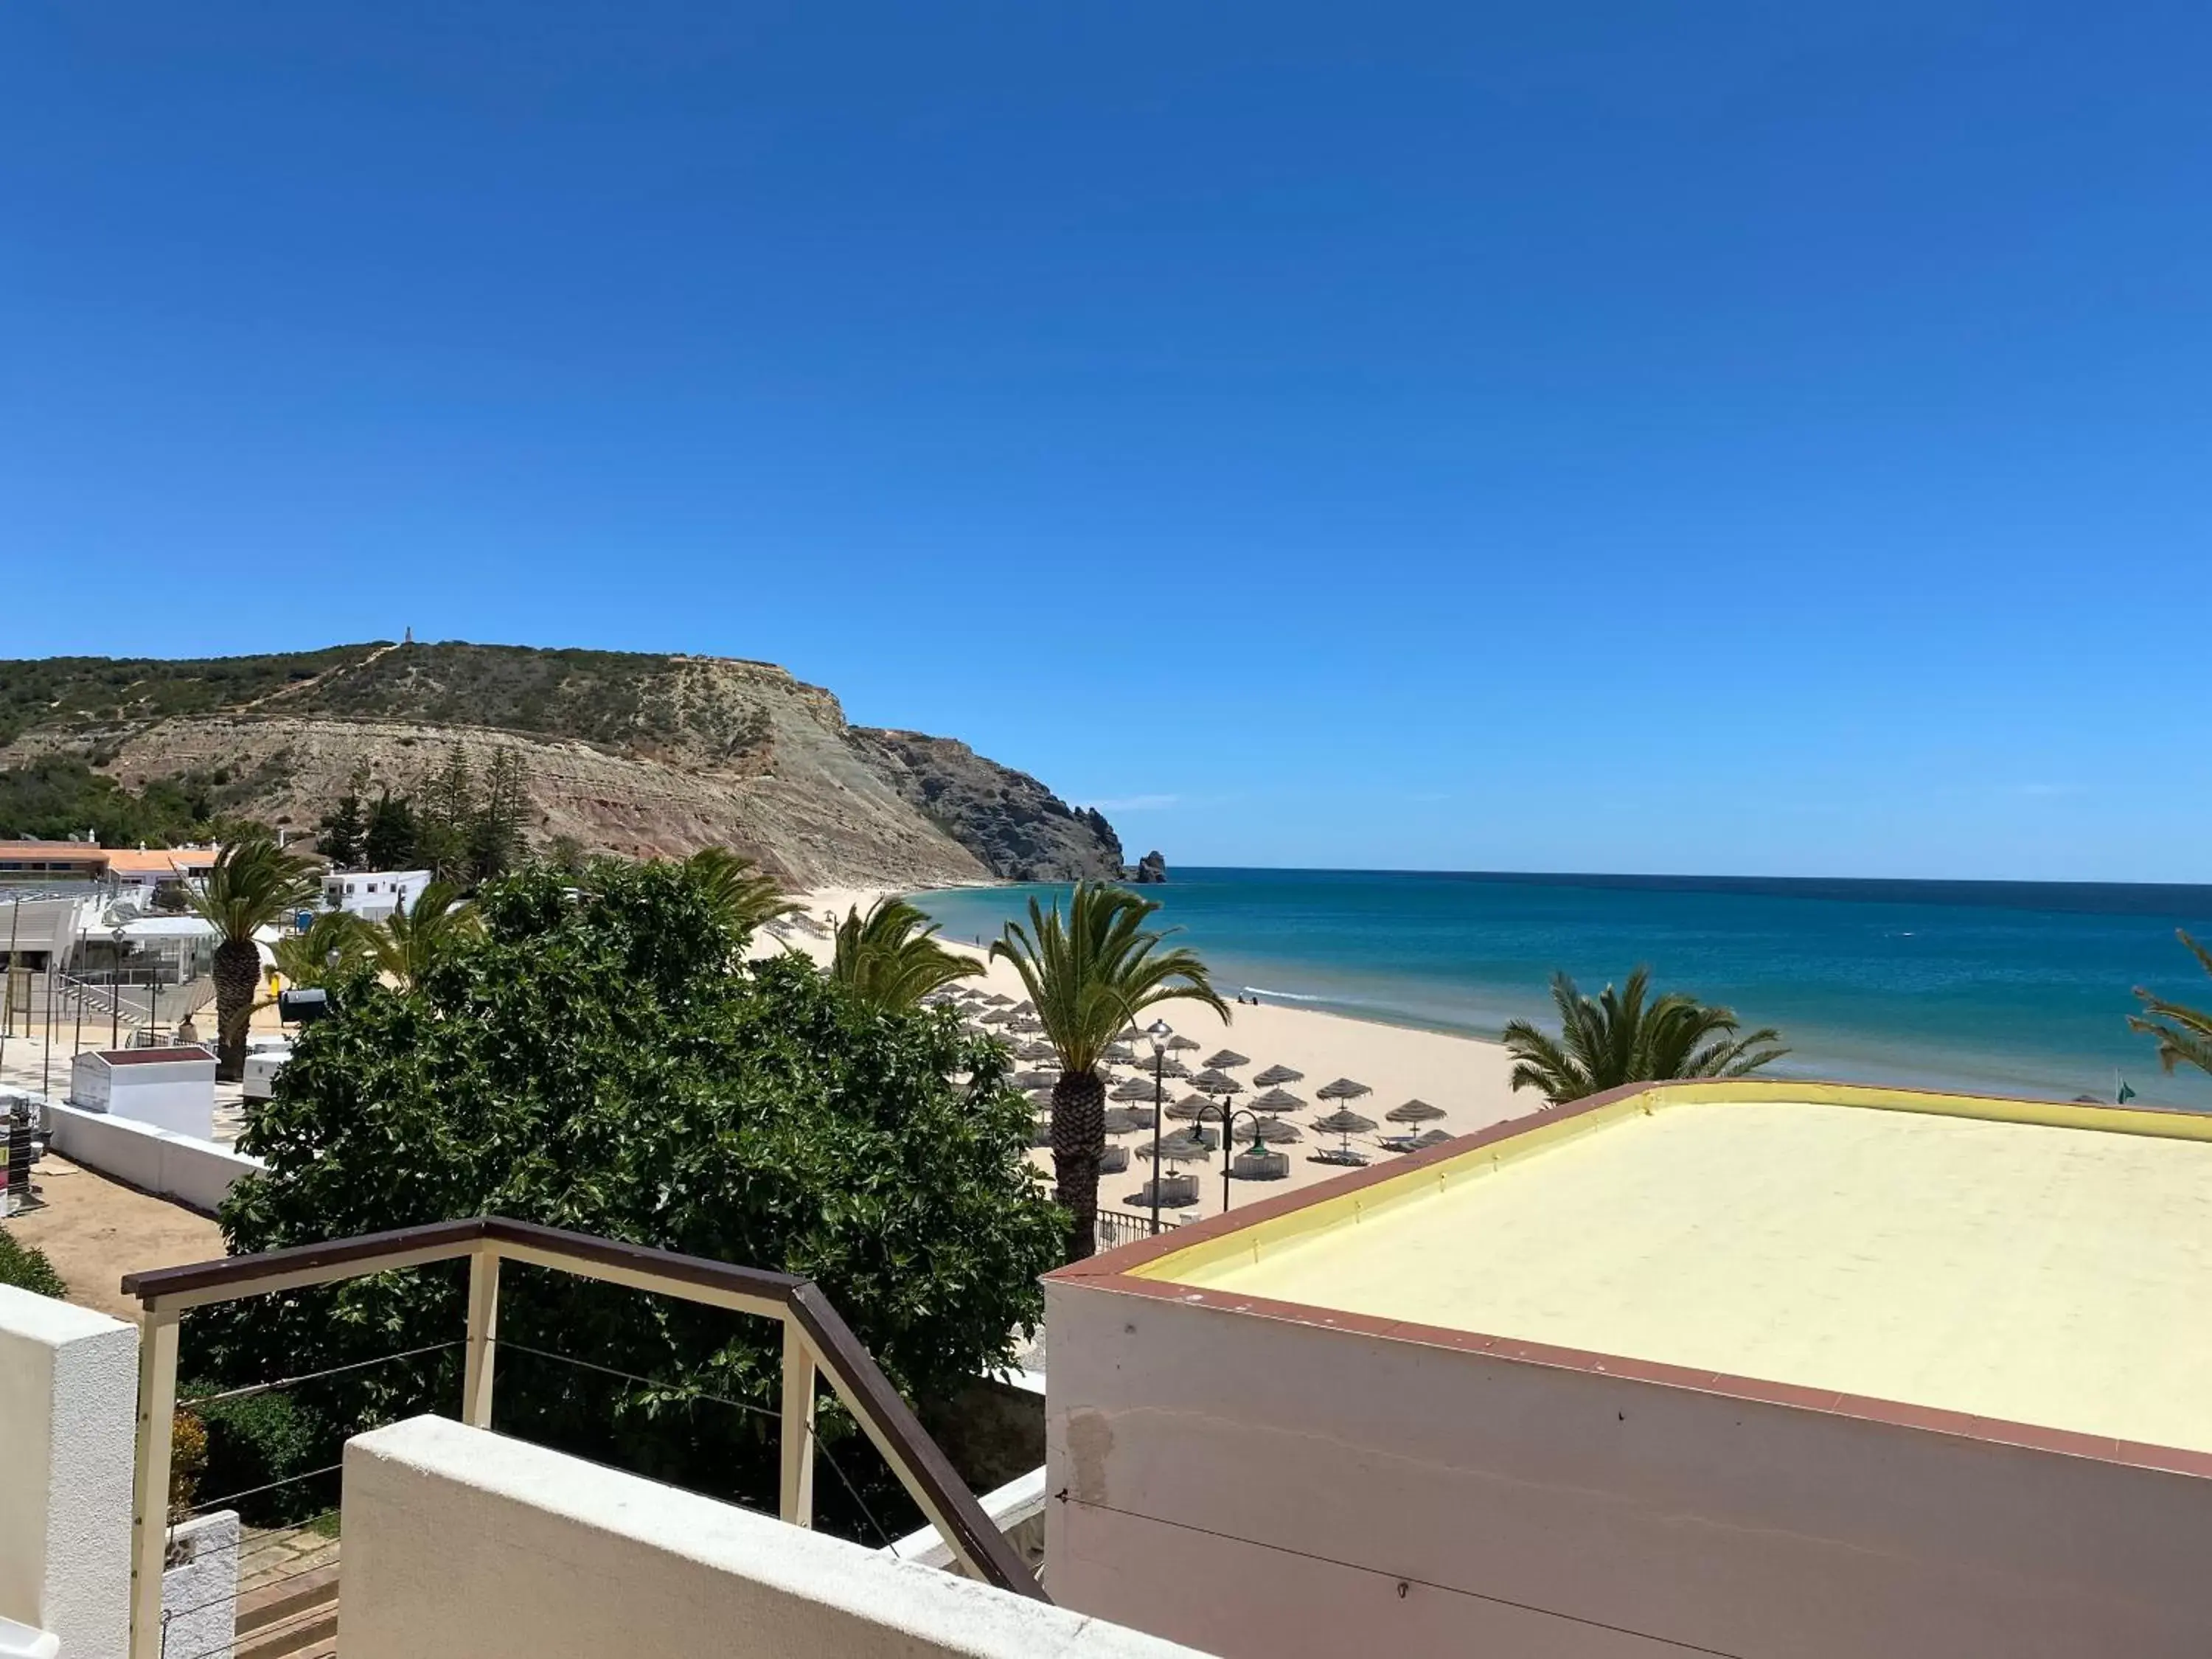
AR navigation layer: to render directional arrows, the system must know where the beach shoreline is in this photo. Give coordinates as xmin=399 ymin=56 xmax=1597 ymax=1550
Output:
xmin=788 ymin=886 xmax=1528 ymax=1228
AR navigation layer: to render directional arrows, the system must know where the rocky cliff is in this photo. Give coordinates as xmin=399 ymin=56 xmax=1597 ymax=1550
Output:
xmin=846 ymin=729 xmax=1125 ymax=883
xmin=0 ymin=641 xmax=1124 ymax=890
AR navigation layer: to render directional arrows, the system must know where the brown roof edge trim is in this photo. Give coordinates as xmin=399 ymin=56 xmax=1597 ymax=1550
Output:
xmin=786 ymin=1282 xmax=1048 ymax=1601
xmin=1050 ymin=1082 xmax=1652 ymax=1280
xmin=121 ymin=1216 xmax=490 ymax=1302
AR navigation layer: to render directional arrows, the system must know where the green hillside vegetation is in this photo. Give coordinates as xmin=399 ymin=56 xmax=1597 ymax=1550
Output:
xmin=0 ymin=755 xmax=278 ymax=845
xmin=0 ymin=646 xmax=378 ymax=745
xmin=2 ymin=641 xmax=779 ymax=762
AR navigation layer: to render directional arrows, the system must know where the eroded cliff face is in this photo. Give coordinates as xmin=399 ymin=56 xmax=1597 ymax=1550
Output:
xmin=844 ymin=730 xmax=1125 ymax=883
xmin=0 ymin=644 xmax=1124 ymax=889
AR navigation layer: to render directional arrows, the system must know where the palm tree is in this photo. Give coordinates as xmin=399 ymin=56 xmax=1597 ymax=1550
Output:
xmin=1501 ymin=967 xmax=1787 ymax=1107
xmin=188 ymin=837 xmax=320 ymax=1080
xmin=270 ymin=911 xmax=377 ymax=990
xmin=990 ymin=883 xmax=1227 ymax=1260
xmin=831 ymin=896 xmax=982 ymax=1012
xmin=684 ymin=848 xmax=800 ymax=942
xmin=368 ymin=880 xmax=480 ymax=990
xmin=2130 ymin=931 xmax=2212 ymax=1078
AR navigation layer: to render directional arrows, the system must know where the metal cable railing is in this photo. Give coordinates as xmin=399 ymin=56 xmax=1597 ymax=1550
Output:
xmin=118 ymin=1214 xmax=1045 ymax=1659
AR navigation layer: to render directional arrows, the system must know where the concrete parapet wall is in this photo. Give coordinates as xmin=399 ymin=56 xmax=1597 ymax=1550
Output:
xmin=1047 ymin=1278 xmax=2212 ymax=1659
xmin=44 ymin=1100 xmax=260 ymax=1214
xmin=0 ymin=1285 xmax=136 ymax=1658
xmin=339 ymin=1416 xmax=1209 ymax=1659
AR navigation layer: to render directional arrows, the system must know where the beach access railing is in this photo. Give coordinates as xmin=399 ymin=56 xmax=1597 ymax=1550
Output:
xmin=1094 ymin=1206 xmax=1180 ymax=1252
xmin=118 ymin=1215 xmax=1047 ymax=1659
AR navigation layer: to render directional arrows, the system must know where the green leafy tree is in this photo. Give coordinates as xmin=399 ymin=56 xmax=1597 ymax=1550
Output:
xmin=682 ymin=847 xmax=799 ymax=944
xmin=2130 ymin=931 xmax=2212 ymax=1078
xmin=990 ymin=882 xmax=1226 ymax=1260
xmin=1501 ymin=967 xmax=1788 ymax=1106
xmin=192 ymin=861 xmax=1060 ymax=1537
xmin=363 ymin=790 xmax=418 ymax=871
xmin=187 ymin=837 xmax=320 ymax=1080
xmin=832 ymin=896 xmax=982 ymax=1012
xmin=367 ymin=880 xmax=479 ymax=989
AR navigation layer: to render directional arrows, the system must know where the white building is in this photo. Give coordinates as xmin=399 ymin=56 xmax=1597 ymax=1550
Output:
xmin=322 ymin=869 xmax=434 ymax=922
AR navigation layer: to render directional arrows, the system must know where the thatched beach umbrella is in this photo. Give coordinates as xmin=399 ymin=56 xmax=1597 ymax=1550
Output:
xmin=1386 ymin=1099 xmax=1447 ymax=1124
xmin=1192 ymin=1068 xmax=1244 ymax=1095
xmin=1166 ymin=1091 xmax=1217 ymax=1121
xmin=979 ymin=1007 xmax=1016 ymax=1026
xmin=983 ymin=992 xmax=1014 ymax=1007
xmin=1155 ymin=1126 xmax=1219 ymax=1160
xmin=1016 ymin=1041 xmax=1058 ymax=1062
xmin=1102 ymin=1107 xmax=1151 ymax=1135
xmin=1103 ymin=1042 xmax=1137 ymax=1064
xmin=1250 ymin=1087 xmax=1306 ymax=1113
xmin=1110 ymin=1077 xmax=1158 ymax=1102
xmin=1411 ymin=1127 xmax=1454 ymax=1149
xmin=1315 ymin=1105 xmax=1377 ymax=1159
xmin=1252 ymin=1064 xmax=1304 ymax=1088
xmin=1166 ymin=1035 xmax=1203 ymax=1057
xmin=1316 ymin=1077 xmax=1373 ymax=1105
xmin=1204 ymin=1049 xmax=1250 ymax=1071
xmin=1155 ymin=1058 xmax=1192 ymax=1080
xmin=1012 ymin=1069 xmax=1060 ymax=1091
xmin=1248 ymin=1116 xmax=1302 ymax=1144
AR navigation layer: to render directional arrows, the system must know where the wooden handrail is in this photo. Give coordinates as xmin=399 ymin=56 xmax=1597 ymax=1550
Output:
xmin=121 ymin=1213 xmax=1046 ymax=1659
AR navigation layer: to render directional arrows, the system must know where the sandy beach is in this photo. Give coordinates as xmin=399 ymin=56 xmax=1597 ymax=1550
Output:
xmin=787 ymin=888 xmax=1530 ymax=1228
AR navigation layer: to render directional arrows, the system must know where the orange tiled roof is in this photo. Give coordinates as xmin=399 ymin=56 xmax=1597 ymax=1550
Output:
xmin=104 ymin=848 xmax=221 ymax=875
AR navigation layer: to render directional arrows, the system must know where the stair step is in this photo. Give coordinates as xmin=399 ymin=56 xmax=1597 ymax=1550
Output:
xmin=234 ymin=1601 xmax=338 ymax=1659
xmin=234 ymin=1562 xmax=339 ymax=1637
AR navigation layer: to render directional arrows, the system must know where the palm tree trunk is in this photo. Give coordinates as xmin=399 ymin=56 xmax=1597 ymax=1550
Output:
xmin=1051 ymin=1066 xmax=1106 ymax=1261
xmin=211 ymin=938 xmax=262 ymax=1082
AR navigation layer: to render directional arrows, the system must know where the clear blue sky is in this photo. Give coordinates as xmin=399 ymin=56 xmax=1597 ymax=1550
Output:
xmin=5 ymin=2 xmax=2207 ymax=882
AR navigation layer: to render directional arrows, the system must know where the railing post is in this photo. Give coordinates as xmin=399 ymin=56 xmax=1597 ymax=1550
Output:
xmin=463 ymin=1244 xmax=501 ymax=1428
xmin=779 ymin=1321 xmax=816 ymax=1528
xmin=129 ymin=1309 xmax=180 ymax=1659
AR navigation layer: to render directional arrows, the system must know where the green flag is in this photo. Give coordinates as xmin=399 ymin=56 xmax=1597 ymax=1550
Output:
xmin=2117 ymin=1077 xmax=2138 ymax=1105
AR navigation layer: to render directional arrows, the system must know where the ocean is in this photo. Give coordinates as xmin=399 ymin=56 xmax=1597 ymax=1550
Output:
xmin=909 ymin=869 xmax=2212 ymax=1110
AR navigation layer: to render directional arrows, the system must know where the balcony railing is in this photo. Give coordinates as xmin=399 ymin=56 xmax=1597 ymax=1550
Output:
xmin=119 ymin=1215 xmax=1046 ymax=1659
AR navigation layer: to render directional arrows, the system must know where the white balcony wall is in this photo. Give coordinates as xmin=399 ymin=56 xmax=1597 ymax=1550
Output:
xmin=0 ymin=1287 xmax=136 ymax=1658
xmin=339 ymin=1416 xmax=1209 ymax=1659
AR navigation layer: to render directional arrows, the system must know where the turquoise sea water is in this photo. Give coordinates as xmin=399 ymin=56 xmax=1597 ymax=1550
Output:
xmin=911 ymin=869 xmax=2212 ymax=1110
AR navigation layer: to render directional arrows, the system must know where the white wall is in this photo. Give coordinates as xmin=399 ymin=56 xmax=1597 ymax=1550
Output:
xmin=1046 ymin=1279 xmax=2212 ymax=1659
xmin=339 ymin=1416 xmax=1208 ymax=1659
xmin=163 ymin=1511 xmax=238 ymax=1659
xmin=45 ymin=1101 xmax=262 ymax=1213
xmin=0 ymin=1286 xmax=136 ymax=1658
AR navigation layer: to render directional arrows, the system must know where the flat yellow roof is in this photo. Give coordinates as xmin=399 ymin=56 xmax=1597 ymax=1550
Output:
xmin=1140 ymin=1085 xmax=2212 ymax=1454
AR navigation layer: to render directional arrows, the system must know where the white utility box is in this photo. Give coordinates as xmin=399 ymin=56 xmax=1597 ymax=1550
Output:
xmin=242 ymin=1044 xmax=293 ymax=1102
xmin=68 ymin=1046 xmax=218 ymax=1139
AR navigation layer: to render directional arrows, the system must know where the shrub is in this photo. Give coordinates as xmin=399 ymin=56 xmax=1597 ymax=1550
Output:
xmin=0 ymin=1228 xmax=67 ymax=1298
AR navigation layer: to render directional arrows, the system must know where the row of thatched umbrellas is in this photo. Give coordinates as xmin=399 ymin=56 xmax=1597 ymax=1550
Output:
xmin=925 ymin=986 xmax=1455 ymax=1170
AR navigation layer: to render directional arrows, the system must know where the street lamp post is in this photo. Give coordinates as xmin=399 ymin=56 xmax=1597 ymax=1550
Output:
xmin=109 ymin=928 xmax=127 ymax=1050
xmin=1146 ymin=1019 xmax=1172 ymax=1237
xmin=1192 ymin=1099 xmax=1267 ymax=1219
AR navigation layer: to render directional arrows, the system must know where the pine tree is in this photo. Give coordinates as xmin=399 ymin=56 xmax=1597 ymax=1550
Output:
xmin=414 ymin=750 xmax=476 ymax=886
xmin=316 ymin=763 xmax=369 ymax=869
xmin=470 ymin=750 xmax=528 ymax=883
xmin=363 ymin=791 xmax=419 ymax=871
